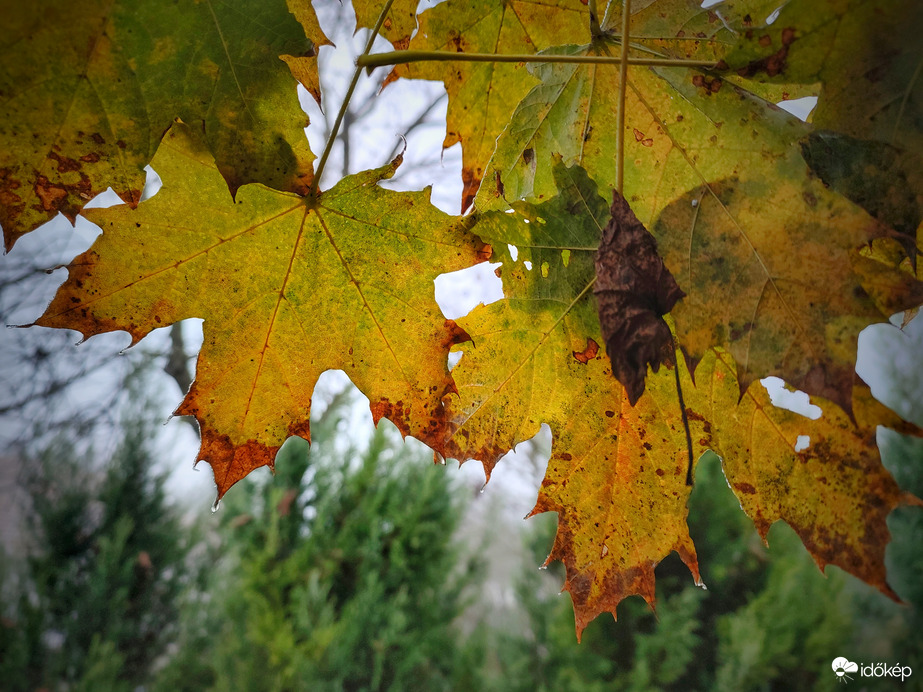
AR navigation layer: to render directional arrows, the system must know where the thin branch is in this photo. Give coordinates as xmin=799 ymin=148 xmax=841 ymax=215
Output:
xmin=616 ymin=0 xmax=631 ymax=194
xmin=384 ymin=92 xmax=448 ymax=163
xmin=357 ymin=50 xmax=718 ymax=70
xmin=672 ymin=335 xmax=695 ymax=487
xmin=311 ymin=0 xmax=396 ymax=193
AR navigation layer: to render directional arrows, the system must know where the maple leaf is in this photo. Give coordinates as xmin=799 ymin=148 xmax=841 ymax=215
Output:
xmin=353 ymin=0 xmax=419 ymax=51
xmin=281 ymin=0 xmax=335 ymax=107
xmin=723 ymin=0 xmax=923 ymax=154
xmin=445 ymin=163 xmax=705 ymax=636
xmin=0 ymin=0 xmax=326 ymax=250
xmin=471 ymin=2 xmax=923 ymax=413
xmin=594 ymin=191 xmax=684 ymax=405
xmin=36 ymin=122 xmax=488 ymax=498
xmin=688 ymin=349 xmax=923 ymax=601
xmin=388 ymin=0 xmax=590 ymax=210
xmin=723 ymin=0 xmax=923 ymax=253
xmin=448 ymin=161 xmax=920 ymax=635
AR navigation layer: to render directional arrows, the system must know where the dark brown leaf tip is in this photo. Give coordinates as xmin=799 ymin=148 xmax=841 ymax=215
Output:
xmin=594 ymin=191 xmax=685 ymax=404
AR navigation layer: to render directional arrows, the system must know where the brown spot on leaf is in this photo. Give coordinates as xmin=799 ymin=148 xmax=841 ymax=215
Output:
xmin=737 ymin=27 xmax=797 ymax=78
xmin=461 ymin=166 xmax=479 ymax=212
xmin=633 ymin=128 xmax=654 ymax=147
xmin=692 ymin=74 xmax=722 ymax=94
xmin=441 ymin=319 xmax=472 ymax=351
xmin=33 ymin=176 xmax=67 ymax=211
xmin=572 ymin=337 xmax=599 ymax=364
xmin=48 ymin=151 xmax=81 ymax=173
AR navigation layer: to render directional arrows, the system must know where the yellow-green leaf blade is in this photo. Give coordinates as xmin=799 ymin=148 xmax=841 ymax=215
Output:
xmin=476 ymin=38 xmax=916 ymax=411
xmin=695 ymin=349 xmax=923 ymax=599
xmin=448 ymin=165 xmax=703 ymax=635
xmin=37 ymin=123 xmax=487 ymax=497
xmin=390 ymin=0 xmax=590 ymax=210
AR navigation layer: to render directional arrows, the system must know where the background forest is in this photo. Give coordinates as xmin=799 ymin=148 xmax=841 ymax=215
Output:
xmin=2 ymin=0 xmax=922 ymax=689
xmin=1 ymin=347 xmax=921 ymax=691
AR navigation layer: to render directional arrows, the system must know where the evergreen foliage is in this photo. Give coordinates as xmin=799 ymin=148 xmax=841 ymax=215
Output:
xmin=2 ymin=381 xmax=920 ymax=690
xmin=157 ymin=389 xmax=484 ymax=691
xmin=0 ymin=388 xmax=187 ymax=690
xmin=483 ymin=445 xmax=922 ymax=691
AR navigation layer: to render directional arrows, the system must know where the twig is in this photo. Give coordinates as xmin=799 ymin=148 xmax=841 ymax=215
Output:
xmin=616 ymin=0 xmax=631 ymax=194
xmin=311 ymin=0 xmax=396 ymax=193
xmin=671 ymin=335 xmax=695 ymax=486
xmin=357 ymin=51 xmax=718 ymax=70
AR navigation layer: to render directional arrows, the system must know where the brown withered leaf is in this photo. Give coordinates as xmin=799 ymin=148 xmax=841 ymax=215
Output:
xmin=594 ymin=192 xmax=685 ymax=405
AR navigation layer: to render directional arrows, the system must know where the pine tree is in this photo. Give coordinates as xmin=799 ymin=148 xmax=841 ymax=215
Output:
xmin=0 ymin=384 xmax=188 ymax=691
xmin=157 ymin=387 xmax=486 ymax=691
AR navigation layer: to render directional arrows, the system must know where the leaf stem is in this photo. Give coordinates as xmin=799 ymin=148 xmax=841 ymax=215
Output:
xmin=311 ymin=0 xmax=396 ymax=195
xmin=356 ymin=50 xmax=718 ymax=70
xmin=671 ymin=335 xmax=695 ymax=487
xmin=588 ymin=0 xmax=602 ymax=37
xmin=615 ymin=0 xmax=631 ymax=194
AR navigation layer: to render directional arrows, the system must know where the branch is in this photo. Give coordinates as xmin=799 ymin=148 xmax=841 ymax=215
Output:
xmin=384 ymin=92 xmax=448 ymax=163
xmin=311 ymin=0 xmax=396 ymax=193
xmin=616 ymin=0 xmax=631 ymax=194
xmin=164 ymin=323 xmax=192 ymax=396
xmin=358 ymin=50 xmax=717 ymax=70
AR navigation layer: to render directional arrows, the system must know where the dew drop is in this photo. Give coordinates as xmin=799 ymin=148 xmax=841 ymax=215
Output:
xmin=211 ymin=499 xmax=221 ymax=513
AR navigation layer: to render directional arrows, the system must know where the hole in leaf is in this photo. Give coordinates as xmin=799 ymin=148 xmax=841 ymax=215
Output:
xmin=761 ymin=377 xmax=823 ymax=419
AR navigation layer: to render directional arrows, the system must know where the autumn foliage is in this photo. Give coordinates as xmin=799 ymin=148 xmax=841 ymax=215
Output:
xmin=3 ymin=0 xmax=922 ymax=636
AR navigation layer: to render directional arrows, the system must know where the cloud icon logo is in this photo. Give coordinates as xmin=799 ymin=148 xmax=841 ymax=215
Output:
xmin=832 ymin=658 xmax=859 ymax=683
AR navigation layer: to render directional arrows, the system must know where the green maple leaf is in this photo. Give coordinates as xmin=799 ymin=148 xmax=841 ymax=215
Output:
xmin=470 ymin=1 xmax=921 ymax=413
xmin=0 ymin=0 xmax=328 ymax=250
xmin=388 ymin=0 xmax=591 ymax=210
xmin=723 ymin=0 xmax=923 ymax=152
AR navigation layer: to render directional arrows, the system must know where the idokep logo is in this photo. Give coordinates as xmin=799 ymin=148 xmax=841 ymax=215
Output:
xmin=832 ymin=658 xmax=858 ymax=683
xmin=832 ymin=657 xmax=913 ymax=684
